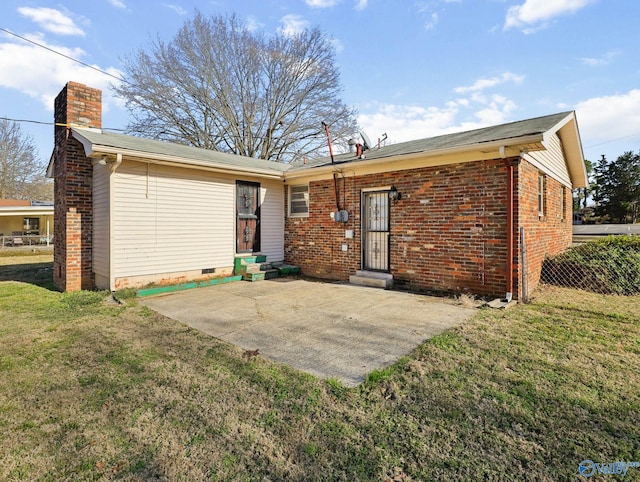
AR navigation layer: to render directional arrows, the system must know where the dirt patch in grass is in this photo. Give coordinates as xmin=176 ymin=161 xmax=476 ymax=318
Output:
xmin=0 ymin=257 xmax=639 ymax=480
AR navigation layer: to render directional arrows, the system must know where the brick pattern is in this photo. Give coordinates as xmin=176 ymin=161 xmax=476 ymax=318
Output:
xmin=285 ymin=157 xmax=572 ymax=299
xmin=53 ymin=82 xmax=102 ymax=292
xmin=286 ymin=159 xmax=515 ymax=297
xmin=514 ymin=160 xmax=572 ymax=299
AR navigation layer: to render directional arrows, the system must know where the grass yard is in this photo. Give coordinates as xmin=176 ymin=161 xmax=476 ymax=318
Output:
xmin=0 ymin=254 xmax=639 ymax=481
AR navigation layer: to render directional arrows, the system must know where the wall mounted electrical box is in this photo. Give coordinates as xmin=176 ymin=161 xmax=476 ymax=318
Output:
xmin=333 ymin=210 xmax=349 ymax=223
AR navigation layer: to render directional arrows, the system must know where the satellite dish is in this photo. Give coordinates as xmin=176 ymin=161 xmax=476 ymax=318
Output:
xmin=360 ymin=131 xmax=372 ymax=151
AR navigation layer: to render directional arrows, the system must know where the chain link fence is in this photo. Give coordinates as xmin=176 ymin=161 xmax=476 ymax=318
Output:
xmin=540 ymin=236 xmax=640 ymax=295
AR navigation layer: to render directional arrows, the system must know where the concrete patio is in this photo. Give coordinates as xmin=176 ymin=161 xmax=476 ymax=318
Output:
xmin=141 ymin=278 xmax=475 ymax=386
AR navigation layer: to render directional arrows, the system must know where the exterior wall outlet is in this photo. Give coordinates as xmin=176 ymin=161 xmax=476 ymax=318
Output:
xmin=341 ymin=244 xmax=348 ymax=251
xmin=345 ymin=230 xmax=354 ymax=239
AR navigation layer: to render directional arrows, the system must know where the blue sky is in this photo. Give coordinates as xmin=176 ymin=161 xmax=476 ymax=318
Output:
xmin=1 ymin=0 xmax=639 ymax=169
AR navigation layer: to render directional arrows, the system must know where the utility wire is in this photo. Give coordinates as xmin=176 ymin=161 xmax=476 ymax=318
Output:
xmin=0 ymin=116 xmax=127 ymax=132
xmin=585 ymin=132 xmax=640 ymax=149
xmin=0 ymin=27 xmax=127 ymax=84
xmin=0 ymin=117 xmax=327 ymax=140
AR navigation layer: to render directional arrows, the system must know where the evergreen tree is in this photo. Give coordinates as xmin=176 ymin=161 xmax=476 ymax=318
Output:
xmin=593 ymin=151 xmax=640 ymax=223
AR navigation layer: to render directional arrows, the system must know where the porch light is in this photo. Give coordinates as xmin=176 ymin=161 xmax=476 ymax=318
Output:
xmin=389 ymin=185 xmax=402 ymax=203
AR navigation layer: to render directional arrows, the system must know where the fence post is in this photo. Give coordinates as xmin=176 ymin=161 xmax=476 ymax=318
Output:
xmin=520 ymin=226 xmax=528 ymax=303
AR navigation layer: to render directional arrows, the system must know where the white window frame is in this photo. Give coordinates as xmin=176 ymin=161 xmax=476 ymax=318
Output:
xmin=538 ymin=173 xmax=546 ymax=217
xmin=288 ymin=184 xmax=309 ymax=217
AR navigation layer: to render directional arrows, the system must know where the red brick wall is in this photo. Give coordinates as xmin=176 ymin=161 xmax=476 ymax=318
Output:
xmin=53 ymin=82 xmax=102 ymax=292
xmin=514 ymin=159 xmax=572 ymax=299
xmin=285 ymin=158 xmax=515 ymax=298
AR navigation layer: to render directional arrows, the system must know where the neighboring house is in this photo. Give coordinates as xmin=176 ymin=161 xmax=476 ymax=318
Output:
xmin=0 ymin=199 xmax=54 ymax=246
xmin=49 ymin=82 xmax=587 ymax=299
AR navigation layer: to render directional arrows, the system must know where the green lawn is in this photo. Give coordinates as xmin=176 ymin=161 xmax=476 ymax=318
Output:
xmin=0 ymin=254 xmax=639 ymax=481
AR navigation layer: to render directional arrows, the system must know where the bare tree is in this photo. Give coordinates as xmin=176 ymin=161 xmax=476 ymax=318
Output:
xmin=114 ymin=12 xmax=358 ymax=162
xmin=0 ymin=119 xmax=51 ymax=200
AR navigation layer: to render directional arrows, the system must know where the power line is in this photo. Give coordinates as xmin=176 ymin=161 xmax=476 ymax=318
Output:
xmin=0 ymin=27 xmax=127 ymax=84
xmin=585 ymin=132 xmax=640 ymax=149
xmin=0 ymin=116 xmax=127 ymax=132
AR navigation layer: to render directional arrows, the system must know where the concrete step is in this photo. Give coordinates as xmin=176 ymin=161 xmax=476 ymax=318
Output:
xmin=241 ymin=263 xmax=262 ymax=274
xmin=234 ymin=255 xmax=268 ymax=273
xmin=243 ymin=271 xmax=265 ymax=282
xmin=349 ymin=271 xmax=393 ymax=289
xmin=355 ymin=270 xmax=393 ymax=280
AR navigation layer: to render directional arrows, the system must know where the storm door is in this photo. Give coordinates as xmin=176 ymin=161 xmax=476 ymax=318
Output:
xmin=362 ymin=191 xmax=390 ymax=271
xmin=236 ymin=181 xmax=261 ymax=253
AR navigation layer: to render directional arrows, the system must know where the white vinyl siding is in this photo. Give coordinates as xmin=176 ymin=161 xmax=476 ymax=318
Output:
xmin=112 ymin=161 xmax=235 ymax=278
xmin=259 ymin=180 xmax=285 ymax=262
xmin=524 ymin=133 xmax=572 ymax=187
xmin=111 ymin=161 xmax=285 ymax=279
xmin=92 ymin=163 xmax=110 ymax=283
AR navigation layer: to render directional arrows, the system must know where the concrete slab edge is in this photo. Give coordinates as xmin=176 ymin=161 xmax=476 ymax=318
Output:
xmin=137 ymin=275 xmax=243 ymax=297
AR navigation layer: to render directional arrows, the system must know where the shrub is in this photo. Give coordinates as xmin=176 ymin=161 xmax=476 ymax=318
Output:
xmin=541 ymin=236 xmax=640 ymax=295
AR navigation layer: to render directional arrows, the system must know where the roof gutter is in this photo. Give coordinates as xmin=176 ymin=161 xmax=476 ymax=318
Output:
xmin=88 ymin=145 xmax=285 ymax=180
xmin=0 ymin=207 xmax=54 ymax=216
xmin=72 ymin=132 xmax=286 ymax=180
xmin=284 ymin=134 xmax=544 ymax=181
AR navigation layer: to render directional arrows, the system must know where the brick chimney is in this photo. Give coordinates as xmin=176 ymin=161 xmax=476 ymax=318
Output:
xmin=52 ymin=82 xmax=102 ymax=292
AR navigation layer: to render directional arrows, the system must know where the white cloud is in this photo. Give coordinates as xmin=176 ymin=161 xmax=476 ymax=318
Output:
xmin=0 ymin=35 xmax=122 ymax=112
xmin=305 ymin=0 xmax=340 ymax=7
xmin=580 ymin=50 xmax=619 ymax=66
xmin=424 ymin=12 xmax=439 ymax=30
xmin=165 ymin=4 xmax=188 ymax=16
xmin=580 ymin=57 xmax=601 ymax=66
xmin=245 ymin=16 xmax=263 ymax=32
xmin=331 ymin=38 xmax=344 ymax=54
xmin=454 ymin=72 xmax=524 ymax=94
xmin=278 ymin=14 xmax=309 ymax=36
xmin=17 ymin=7 xmax=85 ymax=36
xmin=107 ymin=0 xmax=126 ymax=8
xmin=415 ymin=0 xmax=461 ymax=31
xmin=575 ymin=90 xmax=640 ymax=145
xmin=505 ymin=0 xmax=596 ymax=32
xmin=354 ymin=0 xmax=368 ymax=10
xmin=358 ymin=92 xmax=518 ymax=144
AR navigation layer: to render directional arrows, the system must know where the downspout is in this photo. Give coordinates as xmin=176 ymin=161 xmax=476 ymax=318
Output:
xmin=501 ymin=146 xmax=513 ymax=302
xmin=109 ymin=153 xmax=123 ymax=292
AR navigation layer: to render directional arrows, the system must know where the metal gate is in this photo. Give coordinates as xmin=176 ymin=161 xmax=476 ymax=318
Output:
xmin=362 ymin=191 xmax=390 ymax=271
xmin=236 ymin=181 xmax=260 ymax=253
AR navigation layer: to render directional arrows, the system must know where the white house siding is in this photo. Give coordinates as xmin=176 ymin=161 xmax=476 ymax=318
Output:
xmin=258 ymin=179 xmax=285 ymax=262
xmin=110 ymin=161 xmax=284 ymax=288
xmin=523 ymin=133 xmax=572 ymax=187
xmin=92 ymin=163 xmax=110 ymax=288
xmin=111 ymin=161 xmax=235 ymax=284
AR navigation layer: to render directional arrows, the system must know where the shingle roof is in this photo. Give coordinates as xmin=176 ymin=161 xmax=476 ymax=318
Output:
xmin=72 ymin=128 xmax=290 ymax=173
xmin=290 ymin=111 xmax=573 ymax=171
xmin=71 ymin=111 xmax=575 ymax=177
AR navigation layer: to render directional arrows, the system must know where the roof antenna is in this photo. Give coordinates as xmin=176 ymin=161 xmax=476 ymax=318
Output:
xmin=322 ymin=121 xmax=335 ymax=164
xmin=378 ymin=133 xmax=387 ymax=149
